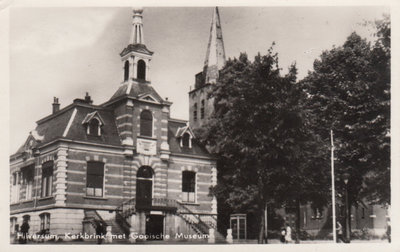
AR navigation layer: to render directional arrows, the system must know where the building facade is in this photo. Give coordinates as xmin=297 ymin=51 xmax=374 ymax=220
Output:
xmin=10 ymin=8 xmax=218 ymax=242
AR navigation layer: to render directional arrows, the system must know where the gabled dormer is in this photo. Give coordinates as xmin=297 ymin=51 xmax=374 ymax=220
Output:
xmin=120 ymin=8 xmax=153 ymax=84
xmin=82 ymin=111 xmax=105 ymax=136
xmin=19 ymin=130 xmax=44 ymax=159
xmin=175 ymin=124 xmax=196 ymax=148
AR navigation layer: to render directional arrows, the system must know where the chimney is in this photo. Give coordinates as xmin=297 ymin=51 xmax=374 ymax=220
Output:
xmin=52 ymin=97 xmax=60 ymax=114
xmin=84 ymin=92 xmax=93 ymax=104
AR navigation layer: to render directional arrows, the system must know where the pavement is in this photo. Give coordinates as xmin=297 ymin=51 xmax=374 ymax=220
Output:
xmin=11 ymin=237 xmax=389 ymax=245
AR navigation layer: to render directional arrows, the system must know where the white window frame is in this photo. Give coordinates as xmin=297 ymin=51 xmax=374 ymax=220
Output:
xmin=182 ymin=171 xmax=197 ymax=204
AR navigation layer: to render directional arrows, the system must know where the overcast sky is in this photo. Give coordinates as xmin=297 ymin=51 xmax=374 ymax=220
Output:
xmin=9 ymin=6 xmax=389 ymax=153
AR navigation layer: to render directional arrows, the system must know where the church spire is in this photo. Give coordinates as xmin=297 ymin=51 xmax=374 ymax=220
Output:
xmin=120 ymin=8 xmax=153 ymax=84
xmin=203 ymin=7 xmax=226 ymax=84
xmin=129 ymin=8 xmax=145 ymax=45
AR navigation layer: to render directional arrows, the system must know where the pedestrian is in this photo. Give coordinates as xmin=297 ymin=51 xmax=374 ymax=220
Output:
xmin=336 ymin=221 xmax=345 ymax=243
xmin=386 ymin=221 xmax=391 ymax=243
xmin=20 ymin=219 xmax=30 ymax=244
xmin=96 ymin=221 xmax=104 ymax=244
xmin=285 ymin=223 xmax=292 ymax=243
xmin=280 ymin=226 xmax=287 ymax=243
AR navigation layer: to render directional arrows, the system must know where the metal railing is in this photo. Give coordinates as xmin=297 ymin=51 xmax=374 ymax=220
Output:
xmin=116 ymin=198 xmax=136 ymax=218
xmin=116 ymin=197 xmax=217 ymax=236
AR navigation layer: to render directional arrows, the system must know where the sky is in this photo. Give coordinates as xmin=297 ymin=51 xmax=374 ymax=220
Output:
xmin=9 ymin=6 xmax=389 ymax=153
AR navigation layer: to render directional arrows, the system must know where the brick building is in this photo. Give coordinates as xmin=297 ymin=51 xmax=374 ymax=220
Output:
xmin=10 ymin=8 xmax=218 ymax=242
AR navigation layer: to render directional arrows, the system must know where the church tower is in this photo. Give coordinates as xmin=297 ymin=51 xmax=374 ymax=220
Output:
xmin=189 ymin=7 xmax=226 ymax=132
xmin=120 ymin=8 xmax=153 ymax=84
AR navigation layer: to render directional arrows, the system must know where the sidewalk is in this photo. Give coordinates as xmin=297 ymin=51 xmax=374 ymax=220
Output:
xmin=11 ymin=238 xmax=389 ymax=245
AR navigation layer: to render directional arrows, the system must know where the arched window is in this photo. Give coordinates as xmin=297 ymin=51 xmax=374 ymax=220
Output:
xmin=140 ymin=110 xmax=152 ymax=137
xmin=124 ymin=61 xmax=129 ymax=81
xmin=137 ymin=166 xmax=153 ymax=178
xmin=137 ymin=60 xmax=146 ymax=80
xmin=39 ymin=213 xmax=50 ymax=233
xmin=88 ymin=118 xmax=100 ymax=136
xmin=193 ymin=103 xmax=197 ymax=121
xmin=201 ymin=100 xmax=205 ymax=119
xmin=182 ymin=133 xmax=190 ymax=147
xmin=136 ymin=166 xmax=153 ymax=207
xmin=41 ymin=161 xmax=53 ymax=198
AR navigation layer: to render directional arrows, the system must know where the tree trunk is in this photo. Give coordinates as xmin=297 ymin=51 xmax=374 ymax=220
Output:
xmin=295 ymin=199 xmax=301 ymax=243
xmin=257 ymin=203 xmax=269 ymax=244
xmin=258 ymin=211 xmax=265 ymax=244
xmin=348 ymin=201 xmax=352 ymax=241
xmin=264 ymin=205 xmax=268 ymax=243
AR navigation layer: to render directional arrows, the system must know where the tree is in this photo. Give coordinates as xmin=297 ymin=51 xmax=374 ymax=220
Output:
xmin=299 ymin=17 xmax=390 ymax=235
xmin=201 ymin=48 xmax=329 ymax=243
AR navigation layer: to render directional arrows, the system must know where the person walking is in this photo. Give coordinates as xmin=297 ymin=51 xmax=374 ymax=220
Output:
xmin=386 ymin=221 xmax=391 ymax=243
xmin=285 ymin=224 xmax=292 ymax=243
xmin=280 ymin=226 xmax=287 ymax=243
xmin=336 ymin=221 xmax=345 ymax=243
xmin=20 ymin=220 xmax=30 ymax=244
xmin=96 ymin=221 xmax=104 ymax=244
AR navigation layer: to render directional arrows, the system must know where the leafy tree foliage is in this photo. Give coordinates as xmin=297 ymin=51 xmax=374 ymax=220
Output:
xmin=200 ymin=48 xmax=329 ymax=243
xmin=299 ymin=17 xmax=390 ymax=210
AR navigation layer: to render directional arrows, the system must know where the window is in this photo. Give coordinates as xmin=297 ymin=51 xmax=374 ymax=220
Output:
xmin=311 ymin=207 xmax=323 ymax=219
xmin=22 ymin=166 xmax=34 ymax=200
xmin=137 ymin=60 xmax=146 ymax=80
xmin=200 ymin=100 xmax=205 ymax=119
xmin=10 ymin=217 xmax=17 ymax=234
xmin=39 ymin=213 xmax=50 ymax=232
xmin=182 ymin=133 xmax=190 ymax=148
xmin=140 ymin=110 xmax=153 ymax=137
xmin=41 ymin=161 xmax=53 ymax=197
xmin=88 ymin=118 xmax=101 ymax=136
xmin=124 ymin=60 xmax=129 ymax=81
xmin=182 ymin=171 xmax=196 ymax=203
xmin=12 ymin=172 xmax=16 ymax=185
xmin=11 ymin=172 xmax=20 ymax=203
xmin=86 ymin=161 xmax=104 ymax=197
xmin=193 ymin=103 xmax=197 ymax=121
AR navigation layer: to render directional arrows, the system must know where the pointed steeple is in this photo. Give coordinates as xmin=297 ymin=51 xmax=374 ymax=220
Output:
xmin=203 ymin=7 xmax=226 ymax=84
xmin=120 ymin=8 xmax=153 ymax=84
xmin=129 ymin=8 xmax=145 ymax=45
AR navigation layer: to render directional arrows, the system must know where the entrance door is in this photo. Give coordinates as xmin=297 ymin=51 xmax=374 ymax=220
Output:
xmin=136 ymin=166 xmax=154 ymax=208
xmin=145 ymin=215 xmax=164 ymax=240
xmin=136 ymin=179 xmax=152 ymax=207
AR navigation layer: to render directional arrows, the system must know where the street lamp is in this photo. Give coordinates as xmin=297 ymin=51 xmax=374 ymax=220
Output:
xmin=342 ymin=172 xmax=350 ymax=243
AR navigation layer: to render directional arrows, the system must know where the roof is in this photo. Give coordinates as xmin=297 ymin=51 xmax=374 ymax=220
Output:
xmin=65 ymin=106 xmax=121 ymax=146
xmin=108 ymin=82 xmax=165 ymax=104
xmin=168 ymin=119 xmax=210 ymax=157
xmin=13 ymin=103 xmax=121 ymax=156
xmin=120 ymin=44 xmax=153 ymax=57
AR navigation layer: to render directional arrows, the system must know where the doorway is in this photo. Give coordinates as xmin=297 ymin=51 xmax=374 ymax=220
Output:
xmin=136 ymin=166 xmax=153 ymax=207
xmin=145 ymin=214 xmax=164 ymax=240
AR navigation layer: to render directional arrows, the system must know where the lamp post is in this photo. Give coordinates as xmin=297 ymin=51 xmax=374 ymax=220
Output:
xmin=342 ymin=172 xmax=350 ymax=243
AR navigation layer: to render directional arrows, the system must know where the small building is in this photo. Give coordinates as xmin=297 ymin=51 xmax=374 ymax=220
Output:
xmin=10 ymin=8 xmax=218 ymax=242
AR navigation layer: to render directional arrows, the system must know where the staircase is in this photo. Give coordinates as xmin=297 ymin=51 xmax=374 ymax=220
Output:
xmin=176 ymin=202 xmax=225 ymax=242
xmin=115 ymin=197 xmax=226 ymax=243
xmin=84 ymin=209 xmax=128 ymax=237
